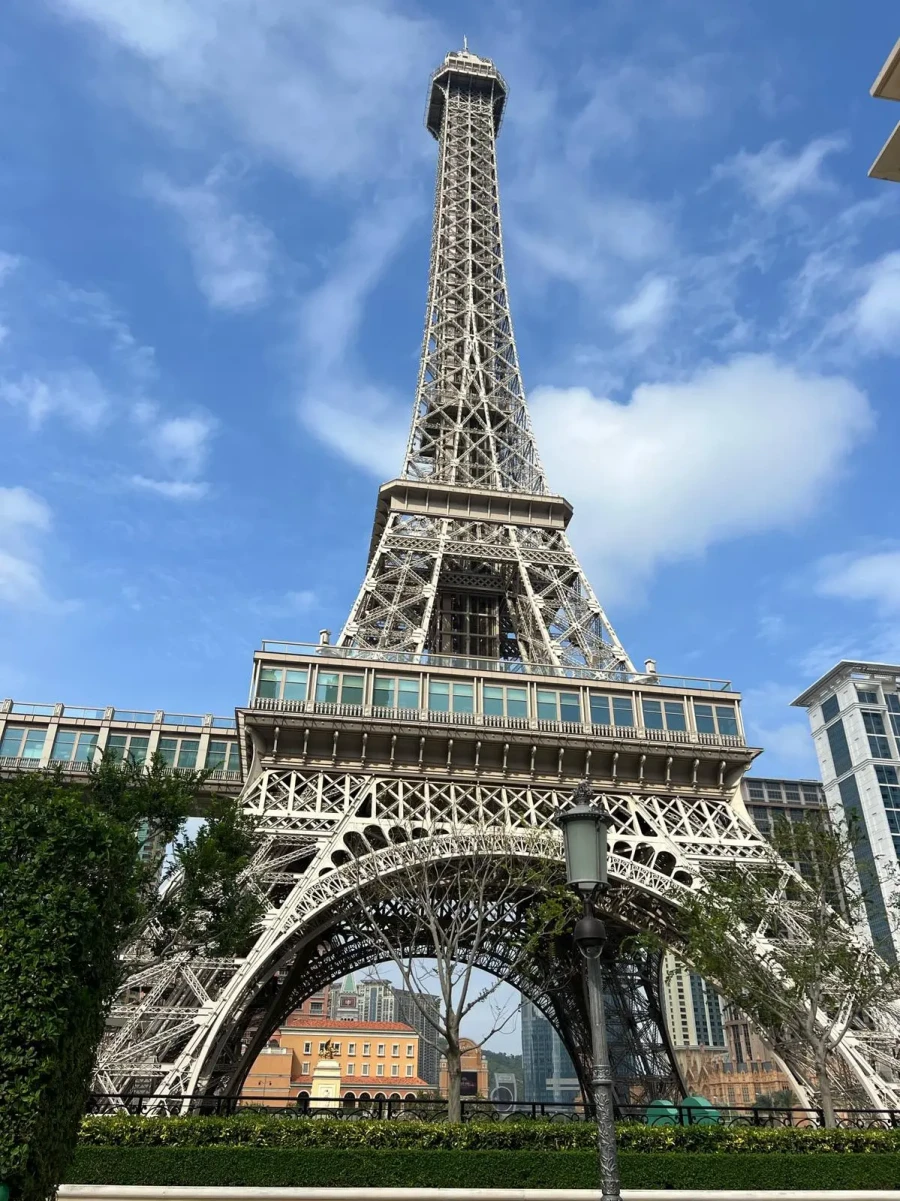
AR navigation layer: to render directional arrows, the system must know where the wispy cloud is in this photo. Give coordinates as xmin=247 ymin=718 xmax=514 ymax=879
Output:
xmin=0 ymin=486 xmax=53 ymax=608
xmin=129 ymin=476 xmax=209 ymax=500
xmin=713 ymin=135 xmax=848 ymax=209
xmin=130 ymin=410 xmax=217 ymax=499
xmin=850 ymin=252 xmax=900 ymax=354
xmin=146 ymin=168 xmax=278 ymax=311
xmin=815 ymin=549 xmax=900 ymax=614
xmin=611 ymin=275 xmax=675 ymax=342
xmin=0 ymin=368 xmax=111 ymax=430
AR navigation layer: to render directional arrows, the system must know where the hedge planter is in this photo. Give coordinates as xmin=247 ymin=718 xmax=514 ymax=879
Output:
xmin=67 ymin=1147 xmax=900 ymax=1190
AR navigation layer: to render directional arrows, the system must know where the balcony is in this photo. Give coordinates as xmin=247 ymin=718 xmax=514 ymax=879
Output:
xmin=248 ymin=696 xmax=746 ymax=749
xmin=257 ymin=641 xmax=733 ymax=693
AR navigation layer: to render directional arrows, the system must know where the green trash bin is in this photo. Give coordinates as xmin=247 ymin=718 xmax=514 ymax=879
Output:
xmin=682 ymin=1094 xmax=721 ymax=1125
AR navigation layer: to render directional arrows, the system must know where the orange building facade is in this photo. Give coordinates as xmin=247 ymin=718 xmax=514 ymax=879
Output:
xmin=242 ymin=1016 xmax=432 ymax=1106
xmin=438 ymin=1038 xmax=489 ymax=1098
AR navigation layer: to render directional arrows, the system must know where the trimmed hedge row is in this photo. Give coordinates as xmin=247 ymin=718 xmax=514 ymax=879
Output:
xmin=79 ymin=1113 xmax=900 ymax=1154
xmin=66 ymin=1147 xmax=900 ymax=1189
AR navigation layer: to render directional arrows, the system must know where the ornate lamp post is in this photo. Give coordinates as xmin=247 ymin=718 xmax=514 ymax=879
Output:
xmin=556 ymin=780 xmax=621 ymax=1201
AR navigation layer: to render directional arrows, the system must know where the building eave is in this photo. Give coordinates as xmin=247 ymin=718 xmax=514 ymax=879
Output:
xmin=791 ymin=660 xmax=900 ymax=708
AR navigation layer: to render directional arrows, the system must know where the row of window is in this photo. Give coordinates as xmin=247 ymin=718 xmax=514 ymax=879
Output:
xmin=256 ymin=668 xmax=740 ymax=735
xmin=299 ymin=1061 xmax=413 ymax=1078
xmin=0 ymin=726 xmax=240 ymax=771
xmin=822 ymin=690 xmax=900 ymax=726
xmin=302 ymin=1040 xmax=415 ymax=1057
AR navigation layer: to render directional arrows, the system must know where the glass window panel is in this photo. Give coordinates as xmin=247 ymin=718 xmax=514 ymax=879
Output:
xmin=106 ymin=734 xmax=128 ymax=762
xmin=316 ymin=672 xmax=340 ymax=703
xmin=129 ymin=736 xmax=149 ymax=765
xmin=869 ymin=735 xmax=892 ymax=759
xmin=642 ymin=699 xmax=664 ymax=729
xmin=863 ymin=711 xmax=887 ymax=736
xmin=207 ymin=740 xmax=228 ymax=770
xmin=876 ymin=765 xmax=899 ymax=784
xmin=340 ymin=674 xmax=364 ymax=704
xmin=227 ymin=743 xmax=240 ymax=772
xmin=826 ymin=720 xmax=852 ymax=777
xmin=858 ymin=689 xmax=878 ymax=704
xmin=694 ymin=703 xmax=715 ymax=734
xmin=590 ymin=695 xmax=611 ymax=725
xmin=257 ymin=667 xmax=282 ymax=699
xmin=483 ymin=685 xmax=504 ymax=716
xmin=51 ymin=731 xmax=77 ymax=761
xmin=820 ymin=694 xmax=840 ymax=723
xmin=887 ymin=695 xmax=900 ymax=714
xmin=176 ymin=739 xmax=199 ymax=769
xmin=157 ymin=737 xmax=177 ymax=766
xmin=887 ymin=810 xmax=900 ymax=834
xmin=0 ymin=727 xmax=24 ymax=757
xmin=559 ymin=691 xmax=580 ymax=722
xmin=283 ymin=669 xmax=308 ymax=700
xmin=397 ymin=678 xmax=419 ymax=708
xmin=428 ymin=680 xmax=450 ymax=712
xmin=373 ymin=676 xmax=395 ymax=707
xmin=452 ymin=683 xmax=474 ymax=714
xmin=891 ymin=714 xmax=900 ymax=739
xmin=506 ymin=687 xmax=527 ymax=718
xmin=665 ymin=701 xmax=687 ymax=731
xmin=74 ymin=733 xmax=98 ymax=763
xmin=21 ymin=730 xmax=45 ymax=758
xmin=536 ymin=690 xmax=558 ymax=720
xmin=715 ymin=706 xmax=739 ymax=737
xmin=612 ymin=696 xmax=634 ymax=727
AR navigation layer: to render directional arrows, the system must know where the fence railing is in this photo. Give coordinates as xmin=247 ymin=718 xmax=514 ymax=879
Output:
xmin=85 ymin=1093 xmax=900 ymax=1128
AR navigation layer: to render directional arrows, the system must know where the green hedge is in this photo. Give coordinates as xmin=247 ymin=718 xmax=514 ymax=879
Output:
xmin=66 ymin=1147 xmax=900 ymax=1189
xmin=79 ymin=1113 xmax=900 ymax=1154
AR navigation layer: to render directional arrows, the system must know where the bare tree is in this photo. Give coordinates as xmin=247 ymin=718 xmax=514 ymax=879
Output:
xmin=672 ymin=813 xmax=900 ymax=1126
xmin=347 ymin=826 xmax=573 ymax=1121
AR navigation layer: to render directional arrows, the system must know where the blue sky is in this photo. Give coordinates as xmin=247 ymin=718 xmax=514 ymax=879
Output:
xmin=1 ymin=0 xmax=899 ymax=782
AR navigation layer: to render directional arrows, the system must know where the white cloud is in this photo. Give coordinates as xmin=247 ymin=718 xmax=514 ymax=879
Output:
xmin=129 ymin=475 xmax=209 ymax=500
xmin=149 ymin=413 xmax=216 ymax=477
xmin=715 ymin=135 xmax=847 ymax=209
xmin=0 ymin=486 xmax=53 ymax=607
xmin=531 ymin=354 xmax=873 ymax=599
xmin=0 ymin=368 xmax=111 ymax=430
xmin=612 ymin=275 xmax=675 ymax=339
xmin=48 ymin=0 xmax=436 ymax=184
xmin=815 ymin=550 xmax=900 ymax=614
xmin=147 ymin=171 xmax=277 ymax=311
xmin=850 ymin=252 xmax=900 ymax=354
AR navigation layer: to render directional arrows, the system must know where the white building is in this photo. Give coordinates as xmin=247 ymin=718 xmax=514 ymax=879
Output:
xmin=793 ymin=661 xmax=900 ymax=961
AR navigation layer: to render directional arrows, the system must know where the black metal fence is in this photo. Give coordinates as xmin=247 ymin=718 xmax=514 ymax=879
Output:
xmin=85 ymin=1092 xmax=900 ymax=1128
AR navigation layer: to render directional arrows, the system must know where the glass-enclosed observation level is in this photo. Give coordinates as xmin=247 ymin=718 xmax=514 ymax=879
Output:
xmin=249 ymin=640 xmax=743 ymax=749
xmin=0 ymin=698 xmax=242 ymax=794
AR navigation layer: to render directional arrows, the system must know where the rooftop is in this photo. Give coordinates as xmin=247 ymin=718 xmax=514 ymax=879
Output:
xmin=792 ymin=660 xmax=900 ymax=708
xmin=279 ymin=1018 xmax=418 ymax=1033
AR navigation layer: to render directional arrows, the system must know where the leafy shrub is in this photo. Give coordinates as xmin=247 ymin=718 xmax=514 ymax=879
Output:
xmin=78 ymin=1113 xmax=900 ymax=1153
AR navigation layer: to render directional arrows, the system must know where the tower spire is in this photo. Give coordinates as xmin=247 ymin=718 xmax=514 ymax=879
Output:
xmin=340 ymin=49 xmax=633 ymax=673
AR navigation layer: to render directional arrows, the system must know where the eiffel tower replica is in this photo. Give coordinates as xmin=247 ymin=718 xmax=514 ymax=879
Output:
xmin=98 ymin=47 xmax=900 ymax=1111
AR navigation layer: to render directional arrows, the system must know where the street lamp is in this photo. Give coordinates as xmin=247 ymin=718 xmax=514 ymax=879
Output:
xmin=556 ymin=780 xmax=621 ymax=1201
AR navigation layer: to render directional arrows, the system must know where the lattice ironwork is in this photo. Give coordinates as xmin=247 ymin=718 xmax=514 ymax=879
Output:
xmin=95 ymin=46 xmax=900 ymax=1115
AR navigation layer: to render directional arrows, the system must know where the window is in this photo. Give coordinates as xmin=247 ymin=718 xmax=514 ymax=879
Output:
xmin=391 ymin=1064 xmax=399 ymax=1076
xmin=303 ymin=1042 xmax=311 ymax=1055
xmin=406 ymin=1043 xmax=414 ymax=1057
xmin=319 ymin=1042 xmax=327 ymax=1054
xmin=309 ymin=1001 xmax=323 ymax=1014
xmin=483 ymin=684 xmax=527 ymax=718
xmin=50 ymin=730 xmax=98 ymax=763
xmin=427 ymin=680 xmax=474 ymax=714
xmin=0 ymin=726 xmax=46 ymax=759
xmin=157 ymin=737 xmax=200 ymax=769
xmin=332 ymin=1042 xmax=341 ymax=1053
xmin=207 ymin=740 xmax=240 ymax=772
xmin=827 ymin=719 xmax=853 ymax=777
xmin=821 ymin=694 xmax=840 ymax=723
xmin=373 ymin=675 xmax=420 ymax=709
xmin=641 ymin=698 xmax=687 ymax=731
xmin=391 ymin=1043 xmax=400 ymax=1057
xmin=377 ymin=1044 xmax=385 ymax=1056
xmin=362 ymin=1062 xmax=370 ymax=1075
xmin=363 ymin=1043 xmax=370 ymax=1055
xmin=348 ymin=1042 xmax=356 ymax=1055
xmin=864 ymin=714 xmax=893 ymax=758
xmin=301 ymin=1061 xmax=310 ymax=1075
xmin=747 ymin=782 xmax=764 ymax=799
xmin=863 ymin=711 xmax=887 ymax=736
xmin=406 ymin=1064 xmax=413 ymax=1076
xmin=347 ymin=1063 xmax=355 ymax=1076
xmin=870 ymin=737 xmax=893 ymax=760
xmin=316 ymin=671 xmax=364 ymax=705
xmin=887 ymin=695 xmax=900 ymax=715
xmin=876 ymin=765 xmax=899 ymax=785
xmin=536 ymin=689 xmax=581 ymax=722
xmin=858 ymin=689 xmax=879 ymax=704
xmin=376 ymin=1064 xmax=384 ymax=1076
xmin=106 ymin=733 xmax=150 ymax=765
xmin=256 ymin=666 xmax=309 ymax=701
xmin=590 ymin=693 xmax=635 ymax=726
xmin=694 ymin=703 xmax=739 ymax=738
